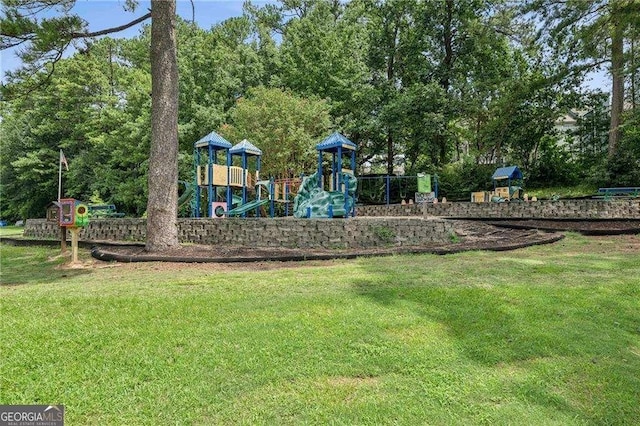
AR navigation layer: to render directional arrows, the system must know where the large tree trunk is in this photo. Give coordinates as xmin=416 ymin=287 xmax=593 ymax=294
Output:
xmin=146 ymin=0 xmax=179 ymax=252
xmin=608 ymin=14 xmax=624 ymax=159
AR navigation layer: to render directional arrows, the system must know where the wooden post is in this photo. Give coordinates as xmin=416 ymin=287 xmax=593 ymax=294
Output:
xmin=70 ymin=227 xmax=80 ymax=263
xmin=60 ymin=226 xmax=67 ymax=253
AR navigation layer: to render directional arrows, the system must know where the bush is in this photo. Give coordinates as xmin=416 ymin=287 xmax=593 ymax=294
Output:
xmin=437 ymin=160 xmax=494 ymax=201
xmin=526 ymin=135 xmax=579 ymax=188
xmin=606 ymin=110 xmax=640 ymax=186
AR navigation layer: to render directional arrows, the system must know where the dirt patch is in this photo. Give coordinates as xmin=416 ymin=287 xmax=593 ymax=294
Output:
xmin=325 ymin=376 xmax=380 ymax=387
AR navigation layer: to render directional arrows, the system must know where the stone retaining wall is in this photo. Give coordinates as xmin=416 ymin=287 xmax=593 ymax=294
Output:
xmin=23 ymin=217 xmax=455 ymax=249
xmin=356 ymin=199 xmax=640 ymax=219
xmin=22 ymin=200 xmax=639 ymax=249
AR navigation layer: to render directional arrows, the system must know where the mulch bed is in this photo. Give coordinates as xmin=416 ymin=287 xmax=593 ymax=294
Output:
xmin=5 ymin=219 xmax=637 ymax=264
xmin=483 ymin=219 xmax=640 ymax=235
xmin=90 ymin=221 xmax=565 ymax=263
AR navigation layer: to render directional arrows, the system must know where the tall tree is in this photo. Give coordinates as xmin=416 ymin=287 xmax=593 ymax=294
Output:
xmin=248 ymin=0 xmax=375 ymax=167
xmin=1 ymin=0 xmax=180 ymax=252
xmin=221 ymin=87 xmax=332 ymax=178
xmin=522 ymin=0 xmax=640 ymax=159
xmin=364 ymin=0 xmax=410 ymax=175
xmin=146 ymin=0 xmax=178 ymax=251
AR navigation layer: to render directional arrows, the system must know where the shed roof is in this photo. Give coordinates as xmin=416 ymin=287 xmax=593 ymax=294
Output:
xmin=492 ymin=166 xmax=523 ymax=180
xmin=316 ymin=132 xmax=356 ymax=152
xmin=194 ymin=131 xmax=232 ymax=149
xmin=230 ymin=139 xmax=262 ymax=156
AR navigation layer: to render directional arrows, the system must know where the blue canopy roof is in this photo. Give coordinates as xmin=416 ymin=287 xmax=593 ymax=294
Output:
xmin=230 ymin=139 xmax=262 ymax=156
xmin=492 ymin=166 xmax=523 ymax=181
xmin=316 ymin=132 xmax=356 ymax=152
xmin=194 ymin=131 xmax=232 ymax=149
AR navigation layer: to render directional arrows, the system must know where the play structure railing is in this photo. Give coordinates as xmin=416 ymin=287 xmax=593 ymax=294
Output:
xmin=328 ymin=169 xmax=356 ymax=192
xmin=273 ymin=178 xmax=302 ymax=202
xmin=197 ymin=165 xmax=253 ymax=188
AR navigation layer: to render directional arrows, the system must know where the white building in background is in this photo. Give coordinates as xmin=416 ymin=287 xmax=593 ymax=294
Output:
xmin=554 ymin=110 xmax=588 ymax=146
xmin=361 ymin=154 xmax=406 ymax=175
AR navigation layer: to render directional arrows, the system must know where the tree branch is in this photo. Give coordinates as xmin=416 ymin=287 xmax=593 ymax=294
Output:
xmin=70 ymin=12 xmax=151 ymax=39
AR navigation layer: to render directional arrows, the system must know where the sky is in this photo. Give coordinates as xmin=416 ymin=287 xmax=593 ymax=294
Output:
xmin=1 ymin=0 xmax=271 ymax=80
xmin=1 ymin=0 xmax=609 ymax=92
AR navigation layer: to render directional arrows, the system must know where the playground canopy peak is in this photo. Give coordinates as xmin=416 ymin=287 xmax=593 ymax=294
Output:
xmin=316 ymin=132 xmax=356 ymax=152
xmin=230 ymin=139 xmax=262 ymax=156
xmin=194 ymin=130 xmax=233 ymax=149
xmin=492 ymin=166 xmax=522 ymax=181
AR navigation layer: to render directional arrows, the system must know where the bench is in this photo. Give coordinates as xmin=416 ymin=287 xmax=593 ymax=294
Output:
xmin=595 ymin=187 xmax=640 ymax=200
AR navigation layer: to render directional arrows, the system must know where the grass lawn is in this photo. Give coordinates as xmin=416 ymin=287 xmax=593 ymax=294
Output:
xmin=0 ymin=225 xmax=24 ymax=237
xmin=1 ymin=233 xmax=639 ymax=425
xmin=526 ymin=184 xmax=597 ymax=200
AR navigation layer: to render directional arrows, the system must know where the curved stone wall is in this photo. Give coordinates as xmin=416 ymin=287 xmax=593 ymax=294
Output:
xmin=22 ymin=200 xmax=638 ymax=249
xmin=23 ymin=217 xmax=455 ymax=249
xmin=356 ymin=199 xmax=640 ymax=219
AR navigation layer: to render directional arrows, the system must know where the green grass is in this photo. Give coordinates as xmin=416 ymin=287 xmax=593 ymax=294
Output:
xmin=1 ymin=234 xmax=639 ymax=425
xmin=0 ymin=225 xmax=24 ymax=237
xmin=526 ymin=184 xmax=598 ymax=200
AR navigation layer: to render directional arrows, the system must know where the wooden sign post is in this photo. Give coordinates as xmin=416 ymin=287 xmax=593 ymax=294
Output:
xmin=70 ymin=227 xmax=80 ymax=263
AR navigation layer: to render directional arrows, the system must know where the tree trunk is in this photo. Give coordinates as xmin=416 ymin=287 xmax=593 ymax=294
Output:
xmin=439 ymin=0 xmax=454 ymax=91
xmin=608 ymin=14 xmax=624 ymax=159
xmin=146 ymin=0 xmax=179 ymax=252
xmin=386 ymin=132 xmax=394 ymax=175
xmin=631 ymin=37 xmax=637 ymax=110
xmin=385 ymin=19 xmax=399 ymax=176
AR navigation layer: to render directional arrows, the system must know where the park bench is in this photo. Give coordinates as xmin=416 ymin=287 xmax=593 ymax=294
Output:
xmin=595 ymin=187 xmax=640 ymax=200
xmin=88 ymin=204 xmax=125 ymax=218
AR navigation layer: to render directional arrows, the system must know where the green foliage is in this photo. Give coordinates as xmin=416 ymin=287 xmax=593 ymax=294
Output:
xmin=221 ymin=87 xmax=332 ymax=178
xmin=527 ymin=135 xmax=580 ymax=187
xmin=2 ymin=0 xmax=640 ymax=220
xmin=606 ymin=109 xmax=640 ymax=185
xmin=437 ymin=160 xmax=495 ymax=201
xmin=526 ymin=184 xmax=598 ymax=200
xmin=371 ymin=225 xmax=395 ymax=244
xmin=1 ymin=36 xmax=153 ymax=220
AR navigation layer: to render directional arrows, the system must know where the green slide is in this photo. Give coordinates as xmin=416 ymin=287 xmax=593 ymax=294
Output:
xmin=178 ymin=182 xmax=194 ymax=208
xmin=226 ymin=198 xmax=269 ymax=217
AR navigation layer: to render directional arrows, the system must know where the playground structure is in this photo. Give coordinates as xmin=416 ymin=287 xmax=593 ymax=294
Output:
xmin=226 ymin=139 xmax=268 ymax=218
xmin=193 ymin=131 xmax=233 ymax=218
xmin=192 ymin=131 xmax=358 ymax=219
xmin=193 ymin=132 xmax=268 ymax=218
xmin=271 ymin=177 xmax=303 ymax=216
xmin=471 ymin=166 xmax=524 ymax=203
xmin=293 ymin=132 xmax=357 ymax=218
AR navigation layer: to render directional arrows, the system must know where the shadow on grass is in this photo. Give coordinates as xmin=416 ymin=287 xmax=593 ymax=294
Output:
xmin=351 ymin=269 xmax=640 ymax=423
xmin=1 ymin=243 xmax=92 ymax=286
xmin=353 ymin=278 xmax=554 ymax=363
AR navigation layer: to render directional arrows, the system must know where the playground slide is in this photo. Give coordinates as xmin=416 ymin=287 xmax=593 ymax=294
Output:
xmin=226 ymin=198 xmax=269 ymax=217
xmin=178 ymin=182 xmax=194 ymax=208
xmin=293 ymin=172 xmax=356 ymax=218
